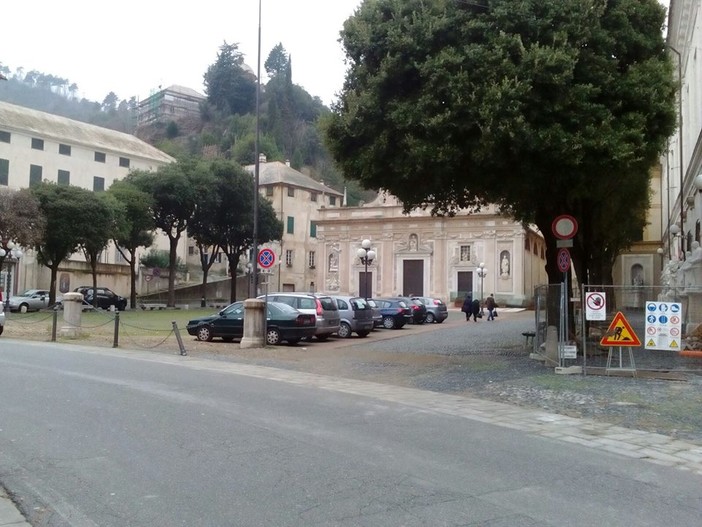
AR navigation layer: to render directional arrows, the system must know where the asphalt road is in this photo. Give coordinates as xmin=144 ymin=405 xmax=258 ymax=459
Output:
xmin=1 ymin=340 xmax=700 ymax=526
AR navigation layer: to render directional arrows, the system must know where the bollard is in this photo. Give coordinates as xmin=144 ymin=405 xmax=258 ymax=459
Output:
xmin=172 ymin=321 xmax=187 ymax=356
xmin=51 ymin=308 xmax=58 ymax=342
xmin=201 ymin=297 xmax=206 ymax=308
xmin=113 ymin=311 xmax=120 ymax=348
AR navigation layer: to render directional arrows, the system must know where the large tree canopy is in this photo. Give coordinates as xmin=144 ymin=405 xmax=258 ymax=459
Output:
xmin=203 ymin=42 xmax=257 ymax=116
xmin=326 ymin=0 xmax=676 ymax=285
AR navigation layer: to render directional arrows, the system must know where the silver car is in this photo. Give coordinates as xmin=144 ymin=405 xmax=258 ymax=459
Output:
xmin=9 ymin=289 xmax=58 ymax=313
xmin=331 ymin=295 xmax=374 ymax=338
xmin=261 ymin=293 xmax=341 ymax=341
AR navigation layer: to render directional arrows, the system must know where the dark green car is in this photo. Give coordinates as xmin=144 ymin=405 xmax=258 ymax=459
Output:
xmin=186 ymin=301 xmax=316 ymax=345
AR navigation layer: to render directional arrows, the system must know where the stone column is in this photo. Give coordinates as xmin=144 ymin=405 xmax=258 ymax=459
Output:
xmin=240 ymin=298 xmax=266 ymax=349
xmin=61 ymin=292 xmax=83 ymax=338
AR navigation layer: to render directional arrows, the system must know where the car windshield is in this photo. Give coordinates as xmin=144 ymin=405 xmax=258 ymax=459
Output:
xmin=318 ymin=297 xmax=338 ymax=310
xmin=220 ymin=302 xmax=243 ymax=315
xmin=351 ymin=298 xmax=369 ymax=310
xmin=18 ymin=290 xmax=40 ymax=296
xmin=398 ymin=301 xmax=408 ymax=308
xmin=268 ymin=302 xmax=297 ymax=315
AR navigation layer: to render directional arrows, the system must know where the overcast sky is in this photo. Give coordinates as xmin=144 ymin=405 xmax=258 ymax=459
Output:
xmin=1 ymin=0 xmax=362 ymax=106
xmin=2 ymin=1 xmax=671 ymax=107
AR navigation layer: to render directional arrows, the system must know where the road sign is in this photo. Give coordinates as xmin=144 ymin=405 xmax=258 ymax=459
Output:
xmin=644 ymin=301 xmax=682 ymax=351
xmin=600 ymin=311 xmax=641 ymax=347
xmin=557 ymin=248 xmax=571 ymax=273
xmin=585 ymin=292 xmax=606 ymax=321
xmin=258 ymin=248 xmax=276 ymax=269
xmin=552 ymin=214 xmax=578 ymax=240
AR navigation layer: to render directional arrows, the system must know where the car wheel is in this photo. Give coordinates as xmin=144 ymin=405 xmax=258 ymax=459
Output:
xmin=315 ymin=334 xmax=330 ymax=342
xmin=382 ymin=316 xmax=395 ymax=329
xmin=19 ymin=303 xmax=29 ymax=314
xmin=357 ymin=330 xmax=370 ymax=338
xmin=425 ymin=313 xmax=435 ymax=324
xmin=337 ymin=322 xmax=352 ymax=338
xmin=196 ymin=325 xmax=213 ymax=342
xmin=266 ymin=328 xmax=281 ymax=345
xmin=286 ymin=338 xmax=300 ymax=346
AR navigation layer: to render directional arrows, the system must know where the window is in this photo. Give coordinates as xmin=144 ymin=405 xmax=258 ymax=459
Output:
xmin=330 ymin=196 xmax=336 ymax=206
xmin=287 ymin=186 xmax=295 ymax=197
xmin=119 ymin=156 xmax=130 ymax=168
xmin=459 ymin=245 xmax=471 ymax=262
xmin=58 ymin=169 xmax=70 ymax=185
xmin=93 ymin=176 xmax=105 ymax=192
xmin=285 ymin=249 xmax=293 ymax=266
xmin=310 ymin=192 xmax=318 ymax=202
xmin=188 ymin=246 xmax=195 ymax=255
xmin=31 ymin=138 xmax=44 ymax=150
xmin=59 ymin=143 xmax=71 ymax=156
xmin=95 ymin=151 xmax=106 ymax=163
xmin=0 ymin=131 xmax=10 ymax=143
xmin=308 ymin=251 xmax=316 ymax=269
xmin=265 ymin=186 xmax=273 ymax=196
xmin=310 ymin=221 xmax=317 ymax=238
xmin=29 ymin=164 xmax=42 ymax=186
xmin=287 ymin=216 xmax=294 ymax=234
xmin=0 ymin=158 xmax=8 ymax=185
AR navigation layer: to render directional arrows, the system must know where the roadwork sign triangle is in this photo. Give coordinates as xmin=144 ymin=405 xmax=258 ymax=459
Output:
xmin=600 ymin=311 xmax=641 ymax=347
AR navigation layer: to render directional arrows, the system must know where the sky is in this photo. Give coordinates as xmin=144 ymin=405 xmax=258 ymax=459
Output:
xmin=1 ymin=0 xmax=362 ymax=106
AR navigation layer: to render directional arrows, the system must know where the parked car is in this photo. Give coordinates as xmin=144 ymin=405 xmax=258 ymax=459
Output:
xmin=74 ymin=286 xmax=127 ymax=311
xmin=260 ymin=293 xmax=340 ymax=340
xmin=8 ymin=289 xmax=58 ymax=313
xmin=390 ymin=296 xmax=427 ymax=324
xmin=371 ymin=298 xmax=413 ymax=329
xmin=0 ymin=299 xmax=5 ymax=335
xmin=186 ymin=300 xmax=316 ymax=345
xmin=411 ymin=296 xmax=448 ymax=324
xmin=331 ymin=295 xmax=374 ymax=338
xmin=366 ymin=298 xmax=383 ymax=328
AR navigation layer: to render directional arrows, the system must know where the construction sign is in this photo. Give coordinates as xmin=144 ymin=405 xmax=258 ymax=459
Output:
xmin=599 ymin=311 xmax=641 ymax=347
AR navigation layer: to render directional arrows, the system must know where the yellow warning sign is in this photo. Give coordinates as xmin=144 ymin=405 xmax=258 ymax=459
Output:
xmin=600 ymin=311 xmax=641 ymax=347
xmin=647 ymin=339 xmax=656 ymax=347
xmin=670 ymin=340 xmax=679 ymax=349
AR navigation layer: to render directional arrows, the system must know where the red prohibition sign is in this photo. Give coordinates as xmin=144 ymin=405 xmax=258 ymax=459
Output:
xmin=587 ymin=293 xmax=604 ymax=310
xmin=557 ymin=248 xmax=571 ymax=272
xmin=552 ymin=214 xmax=578 ymax=240
xmin=258 ymin=248 xmax=276 ymax=269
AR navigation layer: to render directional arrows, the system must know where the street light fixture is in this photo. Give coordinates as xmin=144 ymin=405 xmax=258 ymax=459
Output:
xmin=0 ymin=241 xmax=23 ymax=309
xmin=356 ymin=239 xmax=376 ymax=300
xmin=477 ymin=262 xmax=487 ymax=315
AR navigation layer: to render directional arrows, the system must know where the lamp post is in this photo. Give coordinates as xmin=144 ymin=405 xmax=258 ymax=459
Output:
xmin=477 ymin=262 xmax=487 ymax=315
xmin=0 ymin=241 xmax=23 ymax=309
xmin=356 ymin=239 xmax=376 ymax=300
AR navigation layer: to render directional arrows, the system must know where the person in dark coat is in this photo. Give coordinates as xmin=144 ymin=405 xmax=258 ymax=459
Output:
xmin=471 ymin=298 xmax=481 ymax=321
xmin=485 ymin=294 xmax=496 ymax=321
xmin=461 ymin=294 xmax=473 ymax=321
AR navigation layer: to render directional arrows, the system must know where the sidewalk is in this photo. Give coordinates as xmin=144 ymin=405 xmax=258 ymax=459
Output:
xmin=0 ymin=486 xmax=29 ymax=526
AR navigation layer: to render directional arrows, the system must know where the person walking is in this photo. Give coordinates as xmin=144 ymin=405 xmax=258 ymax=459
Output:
xmin=461 ymin=294 xmax=472 ymax=322
xmin=471 ymin=298 xmax=481 ymax=322
xmin=486 ymin=294 xmax=496 ymax=321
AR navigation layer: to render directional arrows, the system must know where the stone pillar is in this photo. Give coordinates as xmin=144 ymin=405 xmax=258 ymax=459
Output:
xmin=240 ymin=298 xmax=266 ymax=349
xmin=61 ymin=292 xmax=83 ymax=338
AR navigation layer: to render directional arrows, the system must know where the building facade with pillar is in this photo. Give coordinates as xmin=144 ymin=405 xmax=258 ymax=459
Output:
xmin=314 ymin=192 xmax=547 ymax=307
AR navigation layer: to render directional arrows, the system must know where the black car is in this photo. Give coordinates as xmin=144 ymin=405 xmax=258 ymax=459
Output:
xmin=370 ymin=298 xmax=413 ymax=329
xmin=75 ymin=286 xmax=127 ymax=311
xmin=186 ymin=301 xmax=316 ymax=345
xmin=391 ymin=296 xmax=427 ymax=324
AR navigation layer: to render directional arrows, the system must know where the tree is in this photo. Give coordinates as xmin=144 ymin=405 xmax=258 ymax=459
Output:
xmin=31 ymin=183 xmax=90 ymax=304
xmin=203 ymin=42 xmax=256 ymax=115
xmin=0 ymin=188 xmax=46 ymax=275
xmin=107 ymin=179 xmax=155 ymax=308
xmin=77 ymin=190 xmax=124 ymax=309
xmin=128 ymin=160 xmax=212 ymax=307
xmin=264 ymin=43 xmax=289 ymax=78
xmin=202 ymin=160 xmax=283 ymax=302
xmin=325 ymin=0 xmax=676 ymax=287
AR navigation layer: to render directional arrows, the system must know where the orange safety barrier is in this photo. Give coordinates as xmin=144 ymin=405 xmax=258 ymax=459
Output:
xmin=678 ymin=350 xmax=702 ymax=358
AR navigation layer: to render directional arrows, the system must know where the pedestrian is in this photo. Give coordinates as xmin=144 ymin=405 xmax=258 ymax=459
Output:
xmin=486 ymin=294 xmax=496 ymax=321
xmin=471 ymin=298 xmax=481 ymax=321
xmin=461 ymin=294 xmax=472 ymax=321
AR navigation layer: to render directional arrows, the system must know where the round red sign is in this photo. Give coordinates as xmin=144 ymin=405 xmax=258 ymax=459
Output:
xmin=552 ymin=215 xmax=578 ymax=240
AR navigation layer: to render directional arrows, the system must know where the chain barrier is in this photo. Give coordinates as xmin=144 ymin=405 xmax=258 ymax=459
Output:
xmin=3 ymin=311 xmax=56 ymax=326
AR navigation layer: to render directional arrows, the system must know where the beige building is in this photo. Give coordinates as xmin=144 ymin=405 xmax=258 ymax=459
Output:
xmin=137 ymin=85 xmax=206 ymax=127
xmin=243 ymin=158 xmax=345 ymax=294
xmin=0 ymin=100 xmax=176 ymax=297
xmin=314 ymin=192 xmax=547 ymax=307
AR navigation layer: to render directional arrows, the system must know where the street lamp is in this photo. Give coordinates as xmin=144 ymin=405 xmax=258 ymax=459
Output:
xmin=477 ymin=262 xmax=487 ymax=315
xmin=0 ymin=241 xmax=23 ymax=309
xmin=356 ymin=239 xmax=376 ymax=300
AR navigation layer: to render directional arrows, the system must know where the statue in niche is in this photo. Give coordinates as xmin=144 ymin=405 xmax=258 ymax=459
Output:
xmin=409 ymin=233 xmax=418 ymax=251
xmin=500 ymin=251 xmax=510 ymax=278
xmin=328 ymin=252 xmax=339 ymax=272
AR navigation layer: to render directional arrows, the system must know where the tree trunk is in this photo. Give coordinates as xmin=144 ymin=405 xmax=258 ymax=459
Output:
xmin=129 ymin=249 xmax=138 ymax=309
xmin=168 ymin=235 xmax=178 ymax=307
xmin=228 ymin=254 xmax=239 ymax=303
xmin=49 ymin=265 xmax=59 ymax=305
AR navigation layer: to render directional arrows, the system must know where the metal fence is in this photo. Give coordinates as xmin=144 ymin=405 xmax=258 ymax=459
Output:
xmin=532 ymin=284 xmax=696 ymax=374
